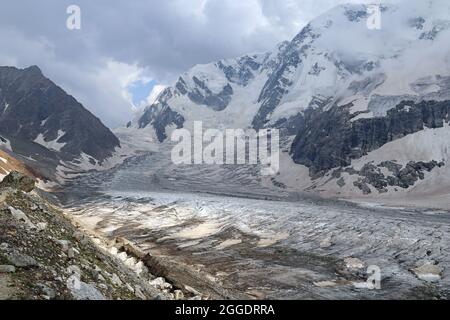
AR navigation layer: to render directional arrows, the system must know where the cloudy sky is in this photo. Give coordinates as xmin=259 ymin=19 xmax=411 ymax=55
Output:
xmin=0 ymin=0 xmax=379 ymax=128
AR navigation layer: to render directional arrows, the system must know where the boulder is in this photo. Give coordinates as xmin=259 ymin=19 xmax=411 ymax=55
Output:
xmin=320 ymin=236 xmax=333 ymax=248
xmin=68 ymin=280 xmax=105 ymax=300
xmin=412 ymin=263 xmax=442 ymax=282
xmin=0 ymin=171 xmax=35 ymax=192
xmin=67 ymin=248 xmax=76 ymax=259
xmin=36 ymin=222 xmax=47 ymax=232
xmin=344 ymin=257 xmax=365 ymax=271
xmin=174 ymin=290 xmax=184 ymax=300
xmin=0 ymin=265 xmax=16 ymax=273
xmin=8 ymin=206 xmax=36 ymax=230
xmin=111 ymin=273 xmax=123 ymax=286
xmin=149 ymin=277 xmax=166 ymax=289
xmin=37 ymin=283 xmax=56 ymax=300
xmin=6 ymin=251 xmax=38 ymax=268
xmin=55 ymin=240 xmax=71 ymax=252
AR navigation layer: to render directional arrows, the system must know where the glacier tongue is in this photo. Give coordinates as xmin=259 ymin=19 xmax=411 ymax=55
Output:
xmin=65 ymin=161 xmax=450 ymax=299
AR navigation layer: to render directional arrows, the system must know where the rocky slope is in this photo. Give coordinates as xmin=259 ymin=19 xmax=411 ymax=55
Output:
xmin=124 ymin=0 xmax=450 ymax=200
xmin=0 ymin=171 xmax=248 ymax=300
xmin=0 ymin=66 xmax=121 ymax=184
xmin=0 ymin=171 xmax=219 ymax=300
xmin=0 ymin=150 xmax=39 ymax=182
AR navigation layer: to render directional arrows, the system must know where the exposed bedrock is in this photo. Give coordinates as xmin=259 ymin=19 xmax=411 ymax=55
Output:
xmin=138 ymin=104 xmax=185 ymax=142
xmin=0 ymin=66 xmax=120 ymax=162
xmin=176 ymin=76 xmax=234 ymax=112
xmin=291 ymin=100 xmax=450 ymax=176
xmin=333 ymin=161 xmax=445 ymax=194
xmin=137 ymin=89 xmax=185 ymax=142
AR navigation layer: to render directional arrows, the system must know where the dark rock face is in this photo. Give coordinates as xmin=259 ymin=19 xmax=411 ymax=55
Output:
xmin=344 ymin=8 xmax=367 ymax=22
xmin=252 ymin=25 xmax=319 ymax=129
xmin=0 ymin=66 xmax=120 ymax=162
xmin=188 ymin=77 xmax=233 ymax=111
xmin=138 ymin=102 xmax=185 ymax=142
xmin=409 ymin=17 xmax=426 ymax=30
xmin=174 ymin=75 xmax=234 ymax=112
xmin=217 ymin=55 xmax=262 ymax=86
xmin=420 ymin=26 xmax=442 ymax=40
xmin=290 ymin=103 xmax=353 ymax=176
xmin=273 ymin=96 xmax=334 ymax=140
xmin=138 ymin=88 xmax=185 ymax=142
xmin=291 ymin=100 xmax=450 ymax=175
xmin=0 ymin=171 xmax=35 ymax=193
xmin=272 ymin=113 xmax=305 ymax=137
xmin=336 ymin=161 xmax=444 ymax=194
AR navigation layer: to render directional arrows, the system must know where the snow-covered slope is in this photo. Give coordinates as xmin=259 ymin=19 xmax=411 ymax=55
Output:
xmin=127 ymin=42 xmax=290 ymax=139
xmin=126 ymin=0 xmax=450 ymax=199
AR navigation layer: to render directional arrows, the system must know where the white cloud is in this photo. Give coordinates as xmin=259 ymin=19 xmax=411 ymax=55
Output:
xmin=0 ymin=0 xmax=395 ymax=128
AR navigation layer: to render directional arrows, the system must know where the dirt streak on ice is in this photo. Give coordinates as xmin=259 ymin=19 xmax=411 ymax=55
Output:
xmin=65 ymin=189 xmax=450 ymax=299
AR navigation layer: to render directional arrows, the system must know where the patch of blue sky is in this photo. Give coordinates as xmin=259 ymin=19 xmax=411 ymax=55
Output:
xmin=128 ymin=79 xmax=157 ymax=106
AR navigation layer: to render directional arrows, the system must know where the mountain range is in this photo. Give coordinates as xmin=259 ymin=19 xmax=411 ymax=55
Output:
xmin=1 ymin=0 xmax=450 ymax=200
xmin=125 ymin=0 xmax=450 ymax=199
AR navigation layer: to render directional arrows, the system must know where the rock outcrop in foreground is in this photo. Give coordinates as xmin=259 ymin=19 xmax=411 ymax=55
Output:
xmin=0 ymin=171 xmax=173 ymax=300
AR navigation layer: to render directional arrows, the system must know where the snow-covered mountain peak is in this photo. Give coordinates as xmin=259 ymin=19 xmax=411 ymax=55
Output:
xmin=121 ymin=0 xmax=450 ymax=198
xmin=129 ymin=0 xmax=450 ymax=134
xmin=111 ymin=0 xmax=450 ymax=199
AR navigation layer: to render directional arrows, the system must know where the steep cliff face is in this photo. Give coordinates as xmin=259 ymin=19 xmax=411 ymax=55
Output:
xmin=0 ymin=66 xmax=121 ymax=183
xmin=291 ymin=100 xmax=450 ymax=175
xmin=125 ymin=0 xmax=450 ymax=197
xmin=136 ymin=89 xmax=185 ymax=142
xmin=0 ymin=66 xmax=120 ymax=161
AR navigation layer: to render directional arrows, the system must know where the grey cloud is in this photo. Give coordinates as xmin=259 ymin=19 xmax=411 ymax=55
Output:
xmin=0 ymin=0 xmax=382 ymax=127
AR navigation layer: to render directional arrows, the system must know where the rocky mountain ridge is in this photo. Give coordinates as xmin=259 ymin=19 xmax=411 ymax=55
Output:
xmin=124 ymin=0 xmax=450 ymax=199
xmin=0 ymin=66 xmax=121 ymax=184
